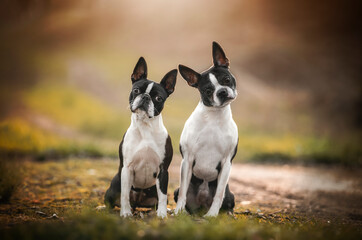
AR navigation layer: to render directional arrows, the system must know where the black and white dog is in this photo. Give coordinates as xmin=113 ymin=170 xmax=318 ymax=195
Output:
xmin=105 ymin=57 xmax=177 ymax=218
xmin=174 ymin=42 xmax=238 ymax=217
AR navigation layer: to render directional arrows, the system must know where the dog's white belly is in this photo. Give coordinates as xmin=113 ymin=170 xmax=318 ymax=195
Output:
xmin=184 ymin=128 xmax=235 ymax=182
xmin=192 ymin=148 xmax=223 ymax=181
xmin=193 ymin=164 xmax=219 ymax=182
xmin=130 ymin=147 xmax=160 ymax=189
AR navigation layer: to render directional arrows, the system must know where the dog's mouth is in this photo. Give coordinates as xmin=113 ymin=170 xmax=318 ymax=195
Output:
xmin=217 ymin=99 xmax=233 ymax=107
xmin=131 ymin=98 xmax=154 ymax=118
xmin=218 ymin=93 xmax=237 ymax=107
xmin=132 ymin=108 xmax=154 ymax=119
xmin=132 ymin=103 xmax=148 ymax=112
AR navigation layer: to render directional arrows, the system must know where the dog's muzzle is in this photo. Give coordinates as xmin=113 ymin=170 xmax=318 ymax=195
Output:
xmin=217 ymin=88 xmax=235 ymax=105
xmin=133 ymin=94 xmax=150 ymax=111
xmin=139 ymin=94 xmax=151 ymax=108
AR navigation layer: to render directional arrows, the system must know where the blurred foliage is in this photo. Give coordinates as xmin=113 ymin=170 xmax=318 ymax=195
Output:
xmin=239 ymin=132 xmax=362 ymax=166
xmin=25 ymin=83 xmax=129 ymax=139
xmin=0 ymin=118 xmax=65 ymax=154
xmin=0 ymin=118 xmax=115 ymax=160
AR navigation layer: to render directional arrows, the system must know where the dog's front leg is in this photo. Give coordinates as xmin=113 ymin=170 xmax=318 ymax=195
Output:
xmin=156 ymin=167 xmax=168 ymax=218
xmin=204 ymin=159 xmax=231 ymax=217
xmin=120 ymin=166 xmax=133 ymax=217
xmin=175 ymin=157 xmax=192 ymax=214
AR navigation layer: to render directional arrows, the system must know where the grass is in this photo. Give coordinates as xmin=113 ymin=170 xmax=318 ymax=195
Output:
xmin=0 ymin=118 xmax=115 ymax=160
xmin=1 ymin=107 xmax=360 ymax=165
xmin=237 ymin=131 xmax=362 ymax=166
xmin=1 ymin=209 xmax=361 ymax=240
xmin=1 ymin=114 xmax=361 ymax=165
xmin=24 ymin=83 xmax=129 ymax=140
xmin=0 ymin=118 xmax=68 ymax=155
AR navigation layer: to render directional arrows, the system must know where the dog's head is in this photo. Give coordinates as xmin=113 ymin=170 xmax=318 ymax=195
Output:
xmin=129 ymin=57 xmax=177 ymax=118
xmin=179 ymin=42 xmax=237 ymax=107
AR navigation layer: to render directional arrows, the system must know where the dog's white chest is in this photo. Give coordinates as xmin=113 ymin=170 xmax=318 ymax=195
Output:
xmin=123 ymin=114 xmax=168 ymax=188
xmin=180 ymin=103 xmax=238 ymax=181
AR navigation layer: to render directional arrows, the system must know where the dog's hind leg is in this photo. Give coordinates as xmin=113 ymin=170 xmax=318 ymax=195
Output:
xmin=204 ymin=160 xmax=232 ymax=217
xmin=104 ymin=172 xmax=121 ymax=208
xmin=173 ymin=186 xmax=200 ymax=214
xmin=185 ymin=182 xmax=202 ymax=214
xmin=130 ymin=185 xmax=158 ymax=209
xmin=220 ymin=184 xmax=235 ymax=212
xmin=105 ymin=135 xmax=125 ymax=208
xmin=173 ymin=188 xmax=179 ymax=203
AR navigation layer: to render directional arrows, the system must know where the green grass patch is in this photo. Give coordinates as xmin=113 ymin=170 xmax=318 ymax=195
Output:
xmin=0 ymin=118 xmax=115 ymax=160
xmin=238 ymin=132 xmax=362 ymax=166
xmin=1 ymin=211 xmax=361 ymax=240
xmin=24 ymin=83 xmax=129 ymax=140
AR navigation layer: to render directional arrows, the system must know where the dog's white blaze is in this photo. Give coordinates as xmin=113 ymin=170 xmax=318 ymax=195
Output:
xmin=145 ymin=82 xmax=154 ymax=94
xmin=131 ymin=95 xmax=142 ymax=111
xmin=147 ymin=101 xmax=154 ymax=118
xmin=208 ymin=73 xmax=220 ymax=87
xmin=144 ymin=83 xmax=155 ymax=118
xmin=209 ymin=73 xmax=222 ymax=106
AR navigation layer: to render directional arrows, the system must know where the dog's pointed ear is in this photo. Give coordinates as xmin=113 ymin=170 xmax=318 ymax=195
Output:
xmin=178 ymin=65 xmax=200 ymax=88
xmin=212 ymin=41 xmax=229 ymax=68
xmin=131 ymin=57 xmax=148 ymax=83
xmin=160 ymin=69 xmax=177 ymax=95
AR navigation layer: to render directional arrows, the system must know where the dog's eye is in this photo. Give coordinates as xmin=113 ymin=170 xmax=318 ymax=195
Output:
xmin=133 ymin=88 xmax=140 ymax=94
xmin=155 ymin=96 xmax=163 ymax=102
xmin=224 ymin=77 xmax=231 ymax=84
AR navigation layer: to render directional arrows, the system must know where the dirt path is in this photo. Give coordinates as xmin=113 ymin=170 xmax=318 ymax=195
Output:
xmin=169 ymin=157 xmax=362 ymax=225
xmin=231 ymin=164 xmax=362 ymax=225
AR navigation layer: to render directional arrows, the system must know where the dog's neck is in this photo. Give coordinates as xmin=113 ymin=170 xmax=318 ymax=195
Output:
xmin=130 ymin=111 xmax=165 ymax=131
xmin=196 ymin=101 xmax=232 ymax=120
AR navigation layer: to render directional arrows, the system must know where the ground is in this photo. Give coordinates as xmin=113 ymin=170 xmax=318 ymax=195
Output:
xmin=0 ymin=156 xmax=361 ymax=239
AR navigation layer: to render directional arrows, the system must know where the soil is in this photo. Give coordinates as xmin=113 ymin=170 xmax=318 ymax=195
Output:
xmin=169 ymin=157 xmax=362 ymax=225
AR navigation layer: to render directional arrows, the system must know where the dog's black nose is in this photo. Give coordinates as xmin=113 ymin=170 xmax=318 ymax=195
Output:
xmin=142 ymin=94 xmax=150 ymax=100
xmin=217 ymin=88 xmax=228 ymax=98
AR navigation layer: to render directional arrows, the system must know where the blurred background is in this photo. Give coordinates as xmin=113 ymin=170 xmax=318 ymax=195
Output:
xmin=1 ymin=0 xmax=361 ymax=165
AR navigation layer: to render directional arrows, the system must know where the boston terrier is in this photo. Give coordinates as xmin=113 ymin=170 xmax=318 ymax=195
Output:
xmin=174 ymin=42 xmax=238 ymax=217
xmin=104 ymin=57 xmax=177 ymax=218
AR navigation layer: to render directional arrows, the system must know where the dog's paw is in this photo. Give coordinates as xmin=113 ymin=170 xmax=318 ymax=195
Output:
xmin=174 ymin=203 xmax=186 ymax=215
xmin=204 ymin=208 xmax=219 ymax=218
xmin=120 ymin=209 xmax=133 ymax=218
xmin=157 ymin=209 xmax=167 ymax=219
